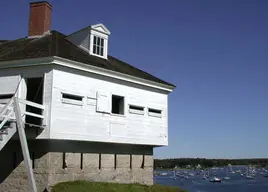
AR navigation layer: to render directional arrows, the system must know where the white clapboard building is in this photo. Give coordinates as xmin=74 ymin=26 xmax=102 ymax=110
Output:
xmin=0 ymin=1 xmax=175 ymax=191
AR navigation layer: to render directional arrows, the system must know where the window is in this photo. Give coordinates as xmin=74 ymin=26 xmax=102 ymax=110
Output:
xmin=129 ymin=105 xmax=144 ymax=115
xmin=148 ymin=108 xmax=162 ymax=118
xmin=0 ymin=94 xmax=13 ymax=99
xmin=0 ymin=94 xmax=13 ymax=104
xmin=93 ymin=36 xmax=104 ymax=56
xmin=62 ymin=93 xmax=83 ymax=105
xmin=112 ymin=95 xmax=124 ymax=115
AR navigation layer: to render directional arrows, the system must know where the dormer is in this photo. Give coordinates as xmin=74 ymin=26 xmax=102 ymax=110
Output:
xmin=66 ymin=23 xmax=111 ymax=59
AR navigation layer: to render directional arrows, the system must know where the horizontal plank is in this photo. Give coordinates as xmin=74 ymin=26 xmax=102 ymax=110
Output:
xmin=18 ymin=98 xmax=45 ymax=110
xmin=24 ymin=111 xmax=44 ymax=119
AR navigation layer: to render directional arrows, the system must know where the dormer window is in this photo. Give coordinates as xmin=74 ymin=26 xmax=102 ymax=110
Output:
xmin=89 ymin=24 xmax=111 ymax=59
xmin=66 ymin=23 xmax=111 ymax=59
xmin=93 ymin=36 xmax=104 ymax=56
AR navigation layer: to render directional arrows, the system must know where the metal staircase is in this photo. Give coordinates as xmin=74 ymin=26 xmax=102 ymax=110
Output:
xmin=0 ymin=97 xmax=46 ymax=192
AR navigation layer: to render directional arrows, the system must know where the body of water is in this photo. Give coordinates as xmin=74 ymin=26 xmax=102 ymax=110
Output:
xmin=154 ymin=166 xmax=268 ymax=192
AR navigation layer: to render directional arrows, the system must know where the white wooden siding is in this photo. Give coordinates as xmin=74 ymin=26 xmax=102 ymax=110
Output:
xmin=0 ymin=75 xmax=20 ymax=95
xmin=50 ymin=69 xmax=168 ymax=146
xmin=0 ymin=66 xmax=53 ymax=139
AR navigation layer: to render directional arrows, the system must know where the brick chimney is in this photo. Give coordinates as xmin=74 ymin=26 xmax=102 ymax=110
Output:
xmin=28 ymin=1 xmax=52 ymax=37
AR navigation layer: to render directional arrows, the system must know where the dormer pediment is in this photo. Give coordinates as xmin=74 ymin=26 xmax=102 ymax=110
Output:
xmin=91 ymin=24 xmax=111 ymax=35
xmin=66 ymin=23 xmax=110 ymax=59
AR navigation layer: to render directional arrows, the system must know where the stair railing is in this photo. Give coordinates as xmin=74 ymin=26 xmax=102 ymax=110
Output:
xmin=0 ymin=96 xmax=46 ymax=192
xmin=0 ymin=97 xmax=15 ymax=131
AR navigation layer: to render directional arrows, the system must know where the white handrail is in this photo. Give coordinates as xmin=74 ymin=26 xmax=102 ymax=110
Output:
xmin=0 ymin=110 xmax=14 ymax=129
xmin=0 ymin=97 xmax=46 ymax=130
xmin=0 ymin=97 xmax=14 ymax=117
xmin=18 ymin=98 xmax=45 ymax=110
xmin=24 ymin=111 xmax=44 ymax=119
xmin=0 ymin=98 xmax=15 ymax=131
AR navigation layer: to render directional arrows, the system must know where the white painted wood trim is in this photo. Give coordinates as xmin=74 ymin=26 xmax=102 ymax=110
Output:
xmin=18 ymin=98 xmax=45 ymax=109
xmin=52 ymin=57 xmax=175 ymax=92
xmin=24 ymin=111 xmax=44 ymax=119
xmin=91 ymin=23 xmax=111 ymax=35
xmin=62 ymin=98 xmax=84 ymax=106
xmin=0 ymin=56 xmax=175 ymax=92
xmin=13 ymin=97 xmax=37 ymax=192
xmin=129 ymin=108 xmax=145 ymax=115
xmin=148 ymin=112 xmax=162 ymax=118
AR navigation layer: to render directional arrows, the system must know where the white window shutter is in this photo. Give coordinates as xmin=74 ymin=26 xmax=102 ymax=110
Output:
xmin=96 ymin=92 xmax=110 ymax=113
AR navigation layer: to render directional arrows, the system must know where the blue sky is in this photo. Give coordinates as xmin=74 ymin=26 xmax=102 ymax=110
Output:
xmin=1 ymin=0 xmax=267 ymax=159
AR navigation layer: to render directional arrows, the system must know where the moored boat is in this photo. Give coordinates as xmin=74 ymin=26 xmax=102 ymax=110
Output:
xmin=210 ymin=177 xmax=222 ymax=183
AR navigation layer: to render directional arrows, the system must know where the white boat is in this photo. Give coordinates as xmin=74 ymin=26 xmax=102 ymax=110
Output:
xmin=188 ymin=173 xmax=195 ymax=176
xmin=202 ymin=169 xmax=209 ymax=179
xmin=170 ymin=170 xmax=177 ymax=180
xmin=210 ymin=177 xmax=222 ymax=183
xmin=202 ymin=172 xmax=208 ymax=179
xmin=160 ymin=172 xmax=167 ymax=176
xmin=246 ymin=166 xmax=253 ymax=179
xmin=224 ymin=167 xmax=230 ymax=180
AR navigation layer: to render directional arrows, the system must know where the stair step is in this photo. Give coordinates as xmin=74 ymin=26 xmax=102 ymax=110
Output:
xmin=0 ymin=129 xmax=8 ymax=134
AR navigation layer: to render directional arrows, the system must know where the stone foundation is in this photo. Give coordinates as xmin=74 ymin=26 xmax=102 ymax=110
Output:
xmin=0 ymin=140 xmax=154 ymax=192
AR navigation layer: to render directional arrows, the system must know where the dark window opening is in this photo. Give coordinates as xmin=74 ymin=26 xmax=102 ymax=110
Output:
xmin=26 ymin=77 xmax=44 ymax=126
xmin=114 ymin=154 xmax=117 ymax=169
xmin=62 ymin=93 xmax=83 ymax=101
xmin=93 ymin=36 xmax=104 ymax=56
xmin=130 ymin=154 xmax=132 ymax=169
xmin=31 ymin=152 xmax=35 ymax=169
xmin=0 ymin=94 xmax=13 ymax=100
xmin=112 ymin=95 xmax=124 ymax=115
xmin=148 ymin=108 xmax=162 ymax=114
xmin=62 ymin=152 xmax=67 ymax=169
xmin=129 ymin=105 xmax=144 ymax=111
xmin=141 ymin=154 xmax=145 ymax=169
xmin=99 ymin=153 xmax=101 ymax=169
xmin=80 ymin=153 xmax=83 ymax=170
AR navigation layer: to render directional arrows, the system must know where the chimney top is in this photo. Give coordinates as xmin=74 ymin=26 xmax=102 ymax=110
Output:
xmin=28 ymin=1 xmax=52 ymax=37
xmin=30 ymin=1 xmax=52 ymax=7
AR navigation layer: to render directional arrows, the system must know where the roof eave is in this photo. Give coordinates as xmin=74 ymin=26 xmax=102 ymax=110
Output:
xmin=0 ymin=57 xmax=175 ymax=93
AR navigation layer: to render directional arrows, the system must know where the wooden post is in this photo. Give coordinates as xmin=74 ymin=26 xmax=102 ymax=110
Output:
xmin=13 ymin=97 xmax=37 ymax=192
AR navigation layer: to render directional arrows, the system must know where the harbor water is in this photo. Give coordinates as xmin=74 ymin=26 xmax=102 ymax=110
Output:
xmin=154 ymin=166 xmax=268 ymax=192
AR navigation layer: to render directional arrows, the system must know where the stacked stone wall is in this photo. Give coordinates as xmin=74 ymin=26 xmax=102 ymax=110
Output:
xmin=0 ymin=140 xmax=154 ymax=192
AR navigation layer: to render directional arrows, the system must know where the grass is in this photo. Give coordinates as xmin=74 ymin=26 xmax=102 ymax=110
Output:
xmin=51 ymin=181 xmax=186 ymax=192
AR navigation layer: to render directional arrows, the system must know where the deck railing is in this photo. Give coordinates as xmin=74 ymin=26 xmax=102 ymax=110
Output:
xmin=0 ymin=97 xmax=46 ymax=130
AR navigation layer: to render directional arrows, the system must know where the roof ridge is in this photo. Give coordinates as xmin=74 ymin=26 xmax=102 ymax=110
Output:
xmin=67 ymin=25 xmax=91 ymax=37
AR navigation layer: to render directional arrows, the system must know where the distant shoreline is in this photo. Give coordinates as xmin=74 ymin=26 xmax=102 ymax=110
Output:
xmin=154 ymin=158 xmax=268 ymax=170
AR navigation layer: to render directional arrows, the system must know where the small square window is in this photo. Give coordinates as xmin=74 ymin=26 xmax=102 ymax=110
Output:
xmin=148 ymin=108 xmax=162 ymax=118
xmin=129 ymin=105 xmax=144 ymax=115
xmin=112 ymin=95 xmax=124 ymax=115
xmin=62 ymin=93 xmax=83 ymax=106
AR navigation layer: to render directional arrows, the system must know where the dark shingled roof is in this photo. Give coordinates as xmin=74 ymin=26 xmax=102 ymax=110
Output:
xmin=0 ymin=31 xmax=175 ymax=87
xmin=0 ymin=40 xmax=9 ymax=44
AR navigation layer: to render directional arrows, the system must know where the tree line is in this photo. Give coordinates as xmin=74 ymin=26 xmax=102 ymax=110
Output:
xmin=154 ymin=158 xmax=268 ymax=169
